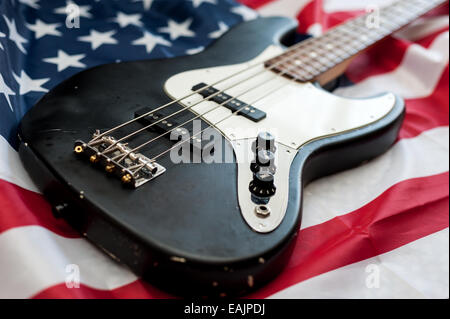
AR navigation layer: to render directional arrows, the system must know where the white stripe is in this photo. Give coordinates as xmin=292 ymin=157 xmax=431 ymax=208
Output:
xmin=0 ymin=136 xmax=39 ymax=193
xmin=269 ymin=228 xmax=449 ymax=299
xmin=323 ymin=0 xmax=396 ymax=13
xmin=395 ymin=15 xmax=449 ymax=41
xmin=302 ymin=126 xmax=449 ymax=229
xmin=258 ymin=0 xmax=310 ymax=19
xmin=0 ymin=226 xmax=137 ymax=298
xmin=335 ymin=31 xmax=449 ymax=99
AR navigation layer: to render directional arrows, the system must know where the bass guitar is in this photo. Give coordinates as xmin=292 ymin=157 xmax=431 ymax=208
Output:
xmin=18 ymin=0 xmax=447 ymax=296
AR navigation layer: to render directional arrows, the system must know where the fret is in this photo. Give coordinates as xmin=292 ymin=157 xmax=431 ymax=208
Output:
xmin=350 ymin=40 xmax=368 ymax=52
xmin=310 ymin=60 xmax=328 ymax=73
xmin=314 ymin=48 xmax=339 ymax=66
xmin=368 ymin=28 xmax=389 ymax=42
xmin=290 ymin=54 xmax=321 ymax=76
xmin=264 ymin=0 xmax=447 ymax=83
xmin=382 ymin=5 xmax=410 ymax=22
xmin=300 ymin=41 xmax=340 ymax=68
xmin=386 ymin=5 xmax=416 ymax=22
xmin=336 ymin=24 xmax=359 ymax=38
xmin=377 ymin=21 xmax=399 ymax=34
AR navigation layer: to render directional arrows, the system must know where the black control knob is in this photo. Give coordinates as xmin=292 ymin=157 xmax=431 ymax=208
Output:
xmin=254 ymin=131 xmax=276 ymax=153
xmin=249 ymin=171 xmax=276 ymax=198
xmin=251 ymin=132 xmax=277 ymax=173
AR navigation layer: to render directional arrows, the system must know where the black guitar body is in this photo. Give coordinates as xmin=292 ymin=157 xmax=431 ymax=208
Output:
xmin=18 ymin=17 xmax=405 ymax=297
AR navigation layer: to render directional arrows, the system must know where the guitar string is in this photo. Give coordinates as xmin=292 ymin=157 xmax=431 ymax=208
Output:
xmin=89 ymin=7 xmax=384 ymax=146
xmin=102 ymin=18 xmax=374 ymax=157
xmin=90 ymin=0 xmax=431 ymax=146
xmin=88 ymin=30 xmax=322 ymax=145
xmin=107 ymin=23 xmax=388 ymax=167
xmin=112 ymin=60 xmax=301 ymax=165
xmin=111 ymin=27 xmax=371 ymax=166
xmin=96 ymin=0 xmax=433 ymax=165
xmin=130 ymin=0 xmax=436 ymax=173
xmin=147 ymin=72 xmax=302 ymax=166
xmin=131 ymin=34 xmax=366 ymax=174
xmin=135 ymin=71 xmax=302 ymax=175
xmin=101 ymin=61 xmax=288 ymax=154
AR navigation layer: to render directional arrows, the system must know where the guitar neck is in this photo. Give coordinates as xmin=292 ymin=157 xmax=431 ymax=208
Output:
xmin=265 ymin=0 xmax=448 ymax=84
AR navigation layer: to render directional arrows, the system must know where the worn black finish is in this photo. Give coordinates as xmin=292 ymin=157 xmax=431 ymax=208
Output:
xmin=18 ymin=17 xmax=405 ymax=296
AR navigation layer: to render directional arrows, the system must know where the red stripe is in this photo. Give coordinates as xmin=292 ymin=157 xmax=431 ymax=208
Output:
xmin=248 ymin=172 xmax=449 ymax=298
xmin=32 ymin=280 xmax=173 ymax=299
xmin=425 ymin=2 xmax=450 ymax=17
xmin=238 ymin=0 xmax=277 ymax=9
xmin=346 ymin=37 xmax=411 ymax=83
xmin=400 ymin=66 xmax=449 ymax=139
xmin=297 ymin=0 xmax=363 ymax=33
xmin=0 ymin=179 xmax=79 ymax=238
xmin=346 ymin=28 xmax=449 ymax=83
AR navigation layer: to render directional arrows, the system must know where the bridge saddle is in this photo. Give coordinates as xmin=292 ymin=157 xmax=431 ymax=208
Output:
xmin=73 ymin=132 xmax=166 ymax=188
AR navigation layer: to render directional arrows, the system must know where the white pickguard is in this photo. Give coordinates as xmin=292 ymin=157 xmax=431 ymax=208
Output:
xmin=164 ymin=45 xmax=396 ymax=233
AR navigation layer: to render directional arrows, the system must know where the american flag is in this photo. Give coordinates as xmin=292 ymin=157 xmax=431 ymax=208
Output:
xmin=0 ymin=0 xmax=448 ymax=299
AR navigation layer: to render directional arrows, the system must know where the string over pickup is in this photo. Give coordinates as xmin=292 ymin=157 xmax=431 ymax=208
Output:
xmin=192 ymin=83 xmax=266 ymax=122
xmin=74 ymin=133 xmax=166 ymax=188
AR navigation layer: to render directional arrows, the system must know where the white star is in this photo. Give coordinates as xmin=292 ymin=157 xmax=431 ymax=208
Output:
xmin=133 ymin=0 xmax=154 ymax=10
xmin=190 ymin=0 xmax=216 ymax=8
xmin=208 ymin=21 xmax=229 ymax=39
xmin=112 ymin=12 xmax=143 ymax=28
xmin=0 ymin=74 xmax=15 ymax=112
xmin=43 ymin=50 xmax=86 ymax=72
xmin=26 ymin=19 xmax=61 ymax=39
xmin=18 ymin=0 xmax=40 ymax=9
xmin=132 ymin=32 xmax=171 ymax=54
xmin=54 ymin=1 xmax=92 ymax=19
xmin=231 ymin=6 xmax=258 ymax=21
xmin=13 ymin=70 xmax=49 ymax=95
xmin=78 ymin=30 xmax=117 ymax=50
xmin=158 ymin=19 xmax=195 ymax=41
xmin=0 ymin=31 xmax=5 ymax=50
xmin=3 ymin=16 xmax=28 ymax=54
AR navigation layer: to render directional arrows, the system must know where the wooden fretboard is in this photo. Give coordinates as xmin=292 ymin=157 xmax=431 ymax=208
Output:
xmin=265 ymin=0 xmax=448 ymax=84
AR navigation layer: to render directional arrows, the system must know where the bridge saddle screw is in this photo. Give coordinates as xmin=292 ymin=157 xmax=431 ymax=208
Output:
xmin=121 ymin=174 xmax=132 ymax=184
xmin=105 ymin=164 xmax=115 ymax=174
xmin=89 ymin=155 xmax=99 ymax=163
xmin=74 ymin=145 xmax=84 ymax=154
